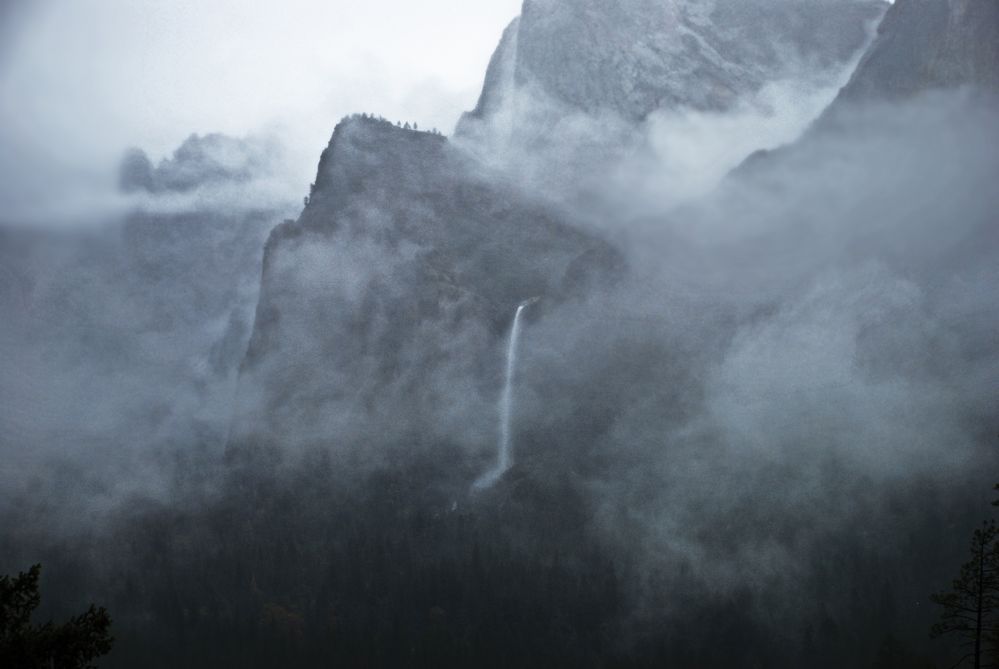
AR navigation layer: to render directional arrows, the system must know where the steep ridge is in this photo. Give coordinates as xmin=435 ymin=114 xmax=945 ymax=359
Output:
xmin=739 ymin=0 xmax=999 ymax=173
xmin=836 ymin=0 xmax=999 ymax=103
xmin=234 ymin=116 xmax=621 ymax=450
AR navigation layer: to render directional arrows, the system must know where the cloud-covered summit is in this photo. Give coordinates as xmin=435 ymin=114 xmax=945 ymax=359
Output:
xmin=119 ymin=133 xmax=284 ymax=194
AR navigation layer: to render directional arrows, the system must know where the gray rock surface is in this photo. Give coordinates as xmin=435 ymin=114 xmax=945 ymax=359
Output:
xmin=234 ymin=116 xmax=622 ymax=448
xmin=836 ymin=0 xmax=999 ymax=102
xmin=459 ymin=0 xmax=887 ymax=134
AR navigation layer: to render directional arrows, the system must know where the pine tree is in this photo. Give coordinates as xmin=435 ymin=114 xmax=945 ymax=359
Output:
xmin=932 ymin=521 xmax=999 ymax=668
xmin=0 ymin=564 xmax=114 ymax=669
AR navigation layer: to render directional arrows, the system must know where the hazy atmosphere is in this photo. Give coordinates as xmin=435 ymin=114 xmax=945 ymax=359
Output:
xmin=0 ymin=0 xmax=520 ymax=223
xmin=1 ymin=1 xmax=996 ymax=668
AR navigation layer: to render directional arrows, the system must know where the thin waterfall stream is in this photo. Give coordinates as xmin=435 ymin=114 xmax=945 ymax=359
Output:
xmin=473 ymin=298 xmax=536 ymax=490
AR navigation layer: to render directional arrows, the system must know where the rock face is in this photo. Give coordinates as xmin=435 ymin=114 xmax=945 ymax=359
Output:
xmin=233 ymin=1 xmax=897 ymax=451
xmin=458 ymin=0 xmax=886 ymax=134
xmin=235 ymin=0 xmax=997 ymax=455
xmin=455 ymin=0 xmax=887 ymax=204
xmin=234 ymin=116 xmax=621 ymax=448
xmin=119 ymin=133 xmax=281 ymax=194
xmin=836 ymin=0 xmax=999 ymax=102
xmin=738 ymin=0 xmax=999 ymax=176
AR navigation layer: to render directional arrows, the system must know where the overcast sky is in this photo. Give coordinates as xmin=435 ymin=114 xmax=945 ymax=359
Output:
xmin=0 ymin=0 xmax=521 ymax=200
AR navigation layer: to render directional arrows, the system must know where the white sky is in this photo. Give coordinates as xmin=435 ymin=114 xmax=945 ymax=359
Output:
xmin=0 ymin=0 xmax=521 ymax=173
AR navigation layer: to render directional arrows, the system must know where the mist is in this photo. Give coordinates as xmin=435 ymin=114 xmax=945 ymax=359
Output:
xmin=0 ymin=0 xmax=521 ymax=226
xmin=1 ymin=1 xmax=996 ymax=667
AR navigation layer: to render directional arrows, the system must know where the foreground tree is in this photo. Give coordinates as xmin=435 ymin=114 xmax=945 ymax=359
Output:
xmin=932 ymin=522 xmax=999 ymax=668
xmin=0 ymin=564 xmax=113 ymax=668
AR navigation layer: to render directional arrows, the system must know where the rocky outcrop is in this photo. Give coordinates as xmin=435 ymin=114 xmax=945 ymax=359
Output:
xmin=234 ymin=116 xmax=622 ymax=447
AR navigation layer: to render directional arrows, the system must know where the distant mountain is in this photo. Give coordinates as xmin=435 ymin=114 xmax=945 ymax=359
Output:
xmin=120 ymin=133 xmax=283 ymax=194
xmin=458 ymin=0 xmax=886 ymax=138
xmin=0 ymin=133 xmax=295 ymax=495
xmin=836 ymin=0 xmax=999 ymax=103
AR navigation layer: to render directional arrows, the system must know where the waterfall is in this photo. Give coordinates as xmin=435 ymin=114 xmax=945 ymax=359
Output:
xmin=473 ymin=299 xmax=535 ymax=490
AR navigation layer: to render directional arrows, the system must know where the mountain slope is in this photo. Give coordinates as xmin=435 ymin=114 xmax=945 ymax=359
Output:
xmin=458 ymin=0 xmax=886 ymax=136
xmin=0 ymin=133 xmax=294 ymax=498
xmin=234 ymin=116 xmax=622 ymax=450
xmin=836 ymin=0 xmax=999 ymax=103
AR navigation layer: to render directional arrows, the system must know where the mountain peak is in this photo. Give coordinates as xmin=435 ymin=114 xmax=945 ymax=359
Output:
xmin=306 ymin=114 xmax=447 ymax=214
xmin=117 ymin=133 xmax=281 ymax=194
